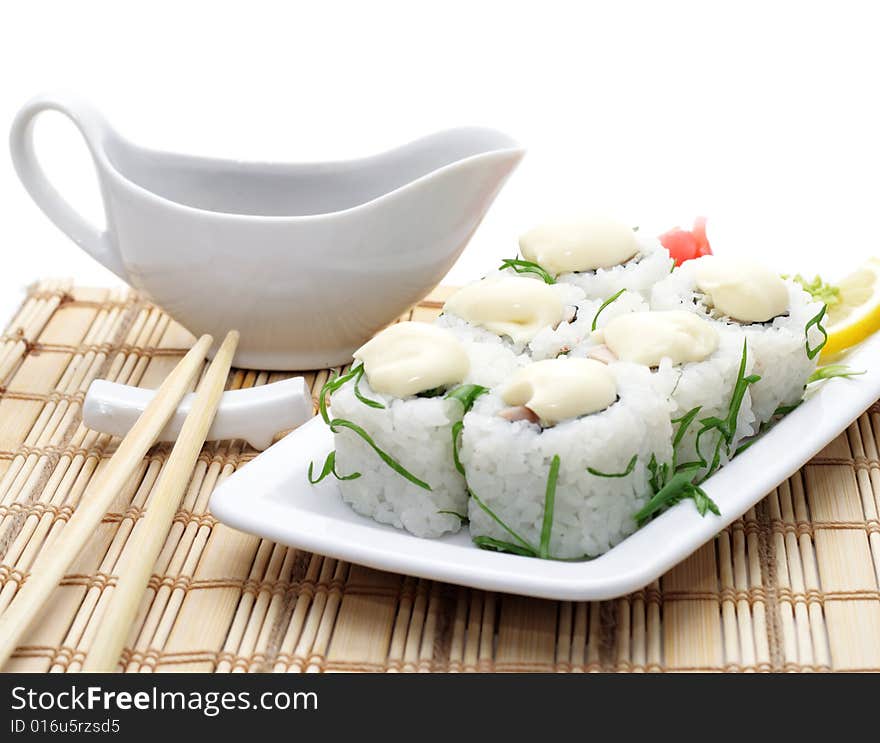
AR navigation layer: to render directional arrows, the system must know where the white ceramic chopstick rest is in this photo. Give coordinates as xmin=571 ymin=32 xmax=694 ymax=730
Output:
xmin=83 ymin=376 xmax=312 ymax=450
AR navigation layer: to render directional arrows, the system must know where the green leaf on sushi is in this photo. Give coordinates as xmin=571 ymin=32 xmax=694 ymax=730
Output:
xmin=446 ymin=384 xmax=489 ymax=410
xmin=807 ymin=364 xmax=865 ymax=384
xmin=451 ymin=421 xmax=466 ymax=476
xmin=328 ymin=418 xmax=432 ymax=490
xmin=447 ymin=384 xmax=489 ymax=476
xmin=773 ymin=401 xmax=803 ymax=416
xmin=591 ymin=288 xmax=627 ymax=331
xmin=469 ymin=489 xmax=537 ymax=555
xmin=318 ymin=365 xmax=361 ymax=423
xmin=472 ymin=536 xmax=538 ymax=557
xmin=804 ymin=304 xmax=829 ymax=360
xmin=587 ymin=454 xmax=637 ymax=478
xmin=694 ymin=340 xmax=760 ymax=478
xmin=317 ymin=364 xmax=386 ymax=421
xmin=647 ymin=454 xmax=668 ymax=494
xmin=538 ymin=455 xmax=561 ymax=559
xmin=671 ymin=405 xmax=702 ymax=469
xmin=633 ymin=462 xmax=705 ymax=525
xmin=437 ymin=509 xmax=467 ymax=522
xmin=307 ymin=450 xmax=361 ymax=484
xmin=352 ymin=364 xmax=385 ymax=409
xmin=498 ymin=258 xmax=556 ymax=284
xmin=685 ymin=483 xmax=720 ymax=517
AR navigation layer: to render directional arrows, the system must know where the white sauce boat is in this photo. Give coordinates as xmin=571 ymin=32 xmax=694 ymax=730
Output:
xmin=10 ymin=92 xmax=524 ymax=369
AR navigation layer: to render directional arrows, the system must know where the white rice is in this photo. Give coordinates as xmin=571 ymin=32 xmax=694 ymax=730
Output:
xmin=331 ymin=378 xmax=467 ymax=538
xmin=651 ymin=265 xmax=822 ymax=427
xmin=555 ymin=235 xmax=673 ymax=301
xmin=432 ymin=313 xmax=531 ymax=387
xmin=530 ymin=290 xmax=648 ymax=360
xmin=461 ymin=363 xmax=673 ymax=559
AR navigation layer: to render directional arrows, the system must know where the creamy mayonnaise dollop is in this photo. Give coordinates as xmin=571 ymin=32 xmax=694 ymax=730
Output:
xmin=354 ymin=322 xmax=469 ymax=397
xmin=518 ymin=215 xmax=639 ymax=275
xmin=596 ymin=311 xmax=719 ymax=367
xmin=501 ymin=358 xmax=617 ymax=425
xmin=444 ymin=276 xmax=564 ymax=344
xmin=694 ymin=256 xmax=789 ymax=323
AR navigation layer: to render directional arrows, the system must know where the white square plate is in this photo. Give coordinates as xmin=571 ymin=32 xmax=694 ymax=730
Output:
xmin=210 ymin=336 xmax=880 ymax=601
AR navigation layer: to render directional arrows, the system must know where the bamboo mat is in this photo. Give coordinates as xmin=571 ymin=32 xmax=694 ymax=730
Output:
xmin=1 ymin=281 xmax=880 ymax=673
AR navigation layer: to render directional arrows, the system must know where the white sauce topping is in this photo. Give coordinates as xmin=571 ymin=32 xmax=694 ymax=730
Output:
xmin=501 ymin=358 xmax=617 ymax=425
xmin=444 ymin=276 xmax=564 ymax=344
xmin=354 ymin=322 xmax=469 ymax=397
xmin=596 ymin=311 xmax=719 ymax=367
xmin=518 ymin=215 xmax=639 ymax=275
xmin=694 ymin=256 xmax=789 ymax=323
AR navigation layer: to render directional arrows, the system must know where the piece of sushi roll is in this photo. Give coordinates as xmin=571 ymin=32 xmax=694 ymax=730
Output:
xmin=650 ymin=255 xmax=824 ymax=427
xmin=583 ymin=310 xmax=757 ymax=476
xmin=321 ymin=322 xmax=480 ymax=538
xmin=511 ymin=215 xmax=673 ymax=301
xmin=461 ymin=358 xmax=673 ymax=559
xmin=435 ymin=274 xmax=586 ymax=373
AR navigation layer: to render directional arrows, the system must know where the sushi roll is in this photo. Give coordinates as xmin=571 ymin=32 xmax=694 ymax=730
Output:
xmin=586 ymin=310 xmax=757 ymax=475
xmin=436 ymin=274 xmax=586 ymax=371
xmin=651 ymin=255 xmax=824 ymax=427
xmin=461 ymin=358 xmax=673 ymax=559
xmin=514 ymin=215 xmax=673 ymax=301
xmin=324 ymin=322 xmax=477 ymax=538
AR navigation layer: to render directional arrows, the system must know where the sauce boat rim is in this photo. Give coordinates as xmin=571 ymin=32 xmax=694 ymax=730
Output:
xmin=97 ymin=123 xmax=525 ymax=222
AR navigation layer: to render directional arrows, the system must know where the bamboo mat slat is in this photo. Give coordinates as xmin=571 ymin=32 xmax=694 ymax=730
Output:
xmin=1 ymin=281 xmax=880 ymax=673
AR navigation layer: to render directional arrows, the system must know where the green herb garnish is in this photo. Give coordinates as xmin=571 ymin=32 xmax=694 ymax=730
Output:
xmin=805 ymin=305 xmax=828 ymax=360
xmin=538 ymin=455 xmax=561 ymax=559
xmin=437 ymin=509 xmax=467 ymax=522
xmin=318 ymin=366 xmax=360 ymax=423
xmin=686 ymin=482 xmax=721 ymax=517
xmin=733 ymin=438 xmax=757 ymax=457
xmin=446 ymin=384 xmax=489 ymax=476
xmin=450 ymin=420 xmax=466 ymax=475
xmin=633 ymin=462 xmax=706 ymax=524
xmin=446 ymin=384 xmax=489 ymax=410
xmin=353 ymin=365 xmax=385 ymax=409
xmin=591 ymin=289 xmax=626 ymax=332
xmin=773 ymin=401 xmax=803 ymax=416
xmin=470 ymin=489 xmax=535 ymax=554
xmin=498 ymin=258 xmax=556 ymax=284
xmin=694 ymin=340 xmax=760 ymax=478
xmin=807 ymin=364 xmax=865 ymax=384
xmin=307 ymin=450 xmax=361 ymax=484
xmin=671 ymin=406 xmax=702 ymax=469
xmin=637 ymin=347 xmax=757 ymax=524
xmin=472 ymin=536 xmax=537 ymax=557
xmin=787 ymin=274 xmax=841 ymax=308
xmin=470 ymin=455 xmax=562 ymax=559
xmin=587 ymin=454 xmax=637 ymax=478
xmin=328 ymin=418 xmax=432 ymax=490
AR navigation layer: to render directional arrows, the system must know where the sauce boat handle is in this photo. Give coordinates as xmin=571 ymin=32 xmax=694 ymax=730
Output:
xmin=9 ymin=92 xmax=127 ymax=279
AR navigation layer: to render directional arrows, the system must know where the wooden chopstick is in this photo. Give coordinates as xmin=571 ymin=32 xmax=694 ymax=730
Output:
xmin=0 ymin=334 xmax=214 ymax=670
xmin=82 ymin=330 xmax=240 ymax=672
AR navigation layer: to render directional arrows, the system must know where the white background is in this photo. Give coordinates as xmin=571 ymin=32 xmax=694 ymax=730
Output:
xmin=2 ymin=0 xmax=878 ymax=325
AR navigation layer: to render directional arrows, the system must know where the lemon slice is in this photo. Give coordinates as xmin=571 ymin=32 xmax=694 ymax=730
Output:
xmin=821 ymin=257 xmax=880 ymax=358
